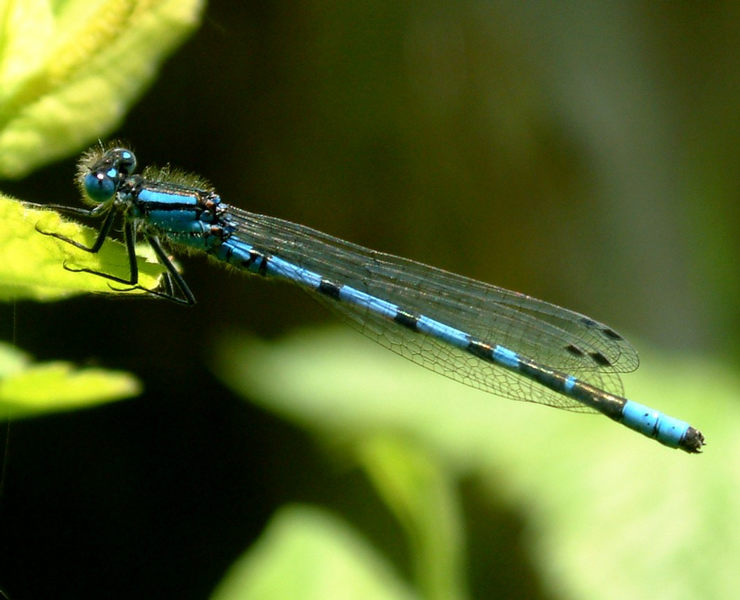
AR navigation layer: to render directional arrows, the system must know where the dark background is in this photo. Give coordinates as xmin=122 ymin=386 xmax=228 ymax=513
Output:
xmin=1 ymin=2 xmax=738 ymax=598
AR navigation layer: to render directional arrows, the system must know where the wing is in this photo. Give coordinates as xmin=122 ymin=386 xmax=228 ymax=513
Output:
xmin=224 ymin=206 xmax=639 ymax=410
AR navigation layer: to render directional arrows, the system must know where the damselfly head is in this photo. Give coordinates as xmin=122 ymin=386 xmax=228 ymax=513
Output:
xmin=75 ymin=141 xmax=138 ymax=204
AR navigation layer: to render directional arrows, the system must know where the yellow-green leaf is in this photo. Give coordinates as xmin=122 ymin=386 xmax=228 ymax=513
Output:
xmin=0 ymin=341 xmax=140 ymax=418
xmin=0 ymin=0 xmax=205 ymax=178
xmin=0 ymin=194 xmax=164 ymax=301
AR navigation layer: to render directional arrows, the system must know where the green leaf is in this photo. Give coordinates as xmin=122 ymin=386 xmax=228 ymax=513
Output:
xmin=211 ymin=505 xmax=419 ymax=600
xmin=215 ymin=327 xmax=736 ymax=600
xmin=0 ymin=0 xmax=205 ymax=178
xmin=0 ymin=340 xmax=140 ymax=418
xmin=0 ymin=194 xmax=164 ymax=301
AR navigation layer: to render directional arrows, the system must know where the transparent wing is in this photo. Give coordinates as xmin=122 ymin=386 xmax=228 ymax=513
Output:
xmin=225 ymin=207 xmax=639 ymax=410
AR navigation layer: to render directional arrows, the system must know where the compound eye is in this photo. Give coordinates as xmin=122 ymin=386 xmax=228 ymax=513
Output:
xmin=84 ymin=170 xmax=117 ymax=203
xmin=112 ymin=148 xmax=137 ymax=176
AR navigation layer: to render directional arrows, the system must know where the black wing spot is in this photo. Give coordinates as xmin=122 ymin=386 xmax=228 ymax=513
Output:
xmin=580 ymin=317 xmax=623 ymax=341
xmin=565 ymin=344 xmax=585 ymax=357
xmin=589 ymin=351 xmax=612 ymax=367
xmin=601 ymin=327 xmax=622 ymax=340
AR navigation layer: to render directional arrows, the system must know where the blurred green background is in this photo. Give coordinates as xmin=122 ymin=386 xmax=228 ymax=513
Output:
xmin=1 ymin=2 xmax=738 ymax=599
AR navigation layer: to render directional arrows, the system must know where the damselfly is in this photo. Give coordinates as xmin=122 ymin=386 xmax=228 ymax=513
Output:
xmin=38 ymin=142 xmax=705 ymax=453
